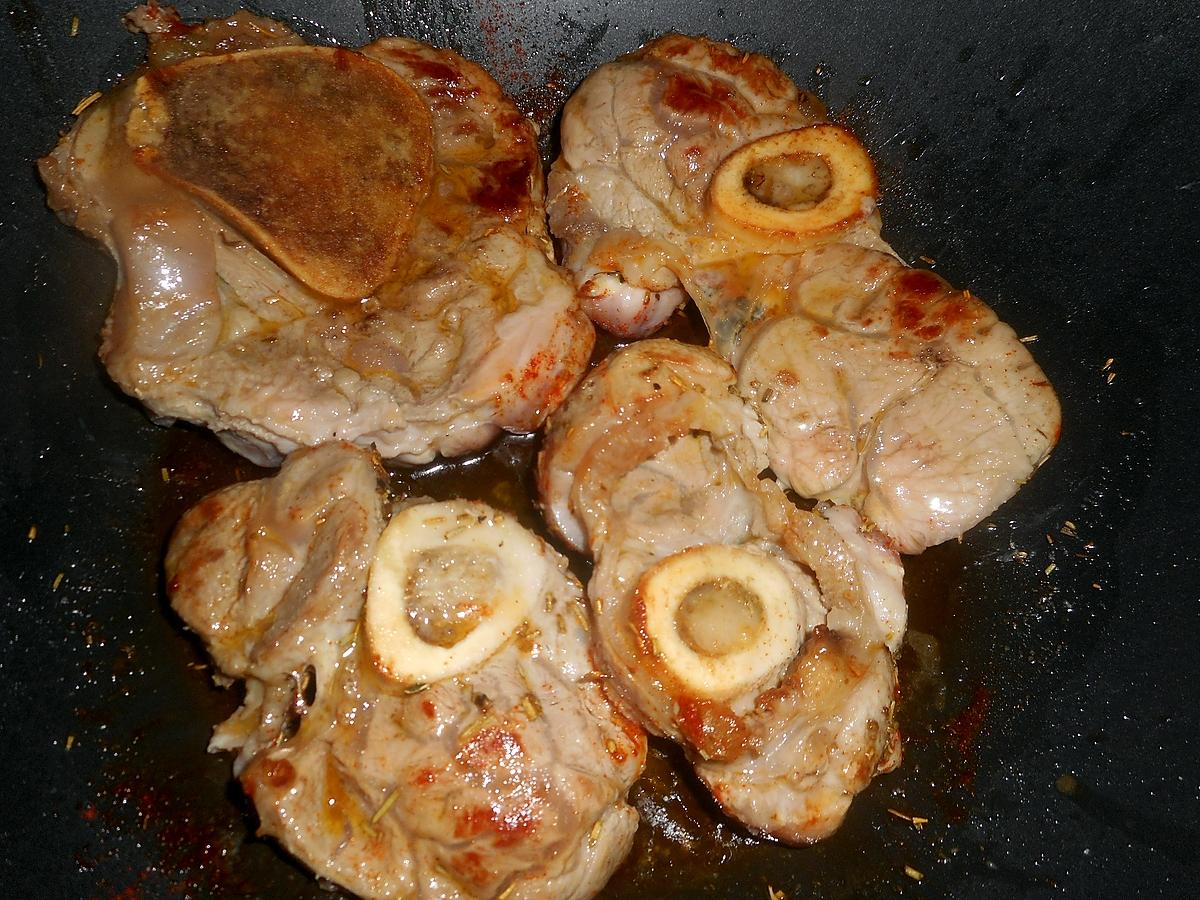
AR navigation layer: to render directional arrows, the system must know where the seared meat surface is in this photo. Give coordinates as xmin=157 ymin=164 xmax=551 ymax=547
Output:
xmin=548 ymin=35 xmax=1060 ymax=552
xmin=166 ymin=443 xmax=645 ymax=899
xmin=722 ymin=246 xmax=1062 ymax=552
xmin=547 ymin=35 xmax=832 ymax=338
xmin=538 ymin=340 xmax=903 ymax=842
xmin=40 ymin=7 xmax=592 ymax=466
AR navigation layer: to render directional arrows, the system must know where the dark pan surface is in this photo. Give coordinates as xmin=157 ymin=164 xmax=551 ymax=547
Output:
xmin=2 ymin=1 xmax=1198 ymax=896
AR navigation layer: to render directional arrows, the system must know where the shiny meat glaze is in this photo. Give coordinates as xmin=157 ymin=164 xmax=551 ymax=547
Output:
xmin=537 ymin=336 xmax=766 ymax=552
xmin=537 ymin=341 xmax=904 ymax=842
xmin=548 ymin=34 xmax=1060 ymax=552
xmin=166 ymin=443 xmax=645 ymax=899
xmin=721 ymin=244 xmax=1063 ymax=552
xmin=39 ymin=7 xmax=593 ymax=466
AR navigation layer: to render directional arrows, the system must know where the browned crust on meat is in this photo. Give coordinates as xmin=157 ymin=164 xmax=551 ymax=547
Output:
xmin=128 ymin=45 xmax=433 ymax=299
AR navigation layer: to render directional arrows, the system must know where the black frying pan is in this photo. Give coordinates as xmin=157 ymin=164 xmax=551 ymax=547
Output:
xmin=3 ymin=1 xmax=1198 ymax=896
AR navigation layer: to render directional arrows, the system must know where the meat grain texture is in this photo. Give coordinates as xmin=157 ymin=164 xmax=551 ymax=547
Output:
xmin=538 ymin=340 xmax=905 ymax=842
xmin=166 ymin=443 xmax=645 ymax=899
xmin=40 ymin=7 xmax=593 ymax=466
xmin=549 ymin=34 xmax=1060 ymax=552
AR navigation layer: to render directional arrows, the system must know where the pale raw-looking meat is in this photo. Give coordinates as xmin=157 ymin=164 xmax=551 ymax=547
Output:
xmin=40 ymin=7 xmax=593 ymax=466
xmin=166 ymin=443 xmax=645 ymax=899
xmin=537 ymin=340 xmax=904 ymax=843
xmin=548 ymin=34 xmax=1059 ymax=552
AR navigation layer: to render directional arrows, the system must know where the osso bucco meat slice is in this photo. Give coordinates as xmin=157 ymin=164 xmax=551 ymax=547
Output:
xmin=166 ymin=443 xmax=645 ymax=899
xmin=40 ymin=6 xmax=592 ymax=466
xmin=537 ymin=341 xmax=904 ymax=842
xmin=718 ymin=245 xmax=1062 ymax=552
xmin=548 ymin=34 xmax=1059 ymax=552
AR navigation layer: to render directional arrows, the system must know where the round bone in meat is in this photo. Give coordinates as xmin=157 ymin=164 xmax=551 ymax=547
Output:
xmin=537 ymin=340 xmax=904 ymax=843
xmin=707 ymin=124 xmax=878 ymax=248
xmin=366 ymin=500 xmax=553 ymax=685
xmin=636 ymin=543 xmax=806 ymax=700
xmin=166 ymin=443 xmax=645 ymax=899
xmin=548 ymin=35 xmax=1059 ymax=551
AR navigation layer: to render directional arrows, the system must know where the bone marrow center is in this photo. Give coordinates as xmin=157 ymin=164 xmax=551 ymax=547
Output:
xmin=708 ymin=124 xmax=878 ymax=244
xmin=405 ymin=547 xmax=498 ymax=647
xmin=675 ymin=576 xmax=765 ymax=657
xmin=639 ymin=544 xmax=805 ymax=700
xmin=743 ymin=153 xmax=832 ymax=211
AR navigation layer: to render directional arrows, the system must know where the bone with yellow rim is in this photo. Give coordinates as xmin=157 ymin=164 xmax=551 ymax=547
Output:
xmin=707 ymin=124 xmax=877 ymax=249
xmin=637 ymin=544 xmax=805 ymax=701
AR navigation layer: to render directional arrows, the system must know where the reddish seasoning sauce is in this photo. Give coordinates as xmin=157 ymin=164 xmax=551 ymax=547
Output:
xmin=662 ymin=73 xmax=744 ymax=125
xmin=386 ymin=47 xmax=479 ymax=105
xmin=915 ymin=323 xmax=942 ymax=340
xmin=257 ymin=757 xmax=297 ymax=789
xmin=655 ymin=36 xmax=792 ymax=98
xmin=456 ymin=725 xmax=526 ymax=769
xmin=938 ymin=295 xmax=974 ymax=328
xmin=412 ymin=767 xmax=439 ymax=786
xmin=891 ymin=297 xmax=928 ymax=331
xmin=470 ymin=157 xmax=533 ymax=220
xmin=945 ymin=685 xmax=992 ymax=789
xmin=449 ymin=849 xmax=493 ymax=885
xmin=892 ymin=271 xmax=987 ymax=344
xmin=402 ymin=56 xmax=462 ymax=84
xmin=455 ymin=802 xmax=538 ymax=847
xmin=894 ymin=268 xmax=945 ymax=299
xmin=141 ymin=1 xmax=196 ymax=38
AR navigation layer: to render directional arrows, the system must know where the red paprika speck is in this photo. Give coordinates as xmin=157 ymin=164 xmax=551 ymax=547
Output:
xmin=518 ymin=350 xmax=552 ymax=399
xmin=471 ymin=157 xmax=533 ymax=220
xmin=662 ymin=73 xmax=744 ymax=125
xmin=946 ymin=686 xmax=991 ymax=789
xmin=412 ymin=767 xmax=439 ymax=786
